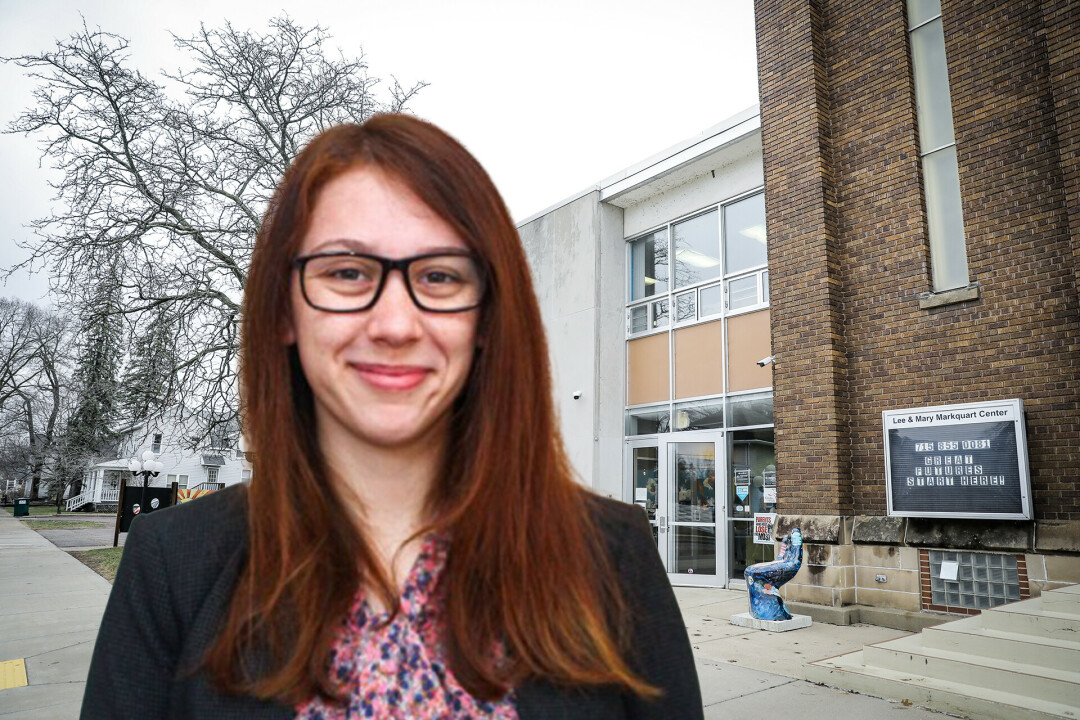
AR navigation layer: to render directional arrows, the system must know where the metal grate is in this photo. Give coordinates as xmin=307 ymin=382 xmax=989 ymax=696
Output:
xmin=929 ymin=550 xmax=1021 ymax=610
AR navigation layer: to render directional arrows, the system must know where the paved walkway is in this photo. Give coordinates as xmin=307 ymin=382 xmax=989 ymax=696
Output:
xmin=0 ymin=511 xmax=950 ymax=719
xmin=674 ymin=586 xmax=947 ymax=718
xmin=0 ymin=512 xmax=111 ymax=720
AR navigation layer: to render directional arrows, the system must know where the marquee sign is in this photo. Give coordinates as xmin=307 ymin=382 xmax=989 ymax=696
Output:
xmin=882 ymin=399 xmax=1031 ymax=520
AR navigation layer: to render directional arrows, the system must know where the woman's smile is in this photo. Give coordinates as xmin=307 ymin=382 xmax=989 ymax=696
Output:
xmin=350 ymin=362 xmax=432 ymax=392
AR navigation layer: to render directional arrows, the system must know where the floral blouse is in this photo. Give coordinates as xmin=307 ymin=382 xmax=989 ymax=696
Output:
xmin=295 ymin=535 xmax=518 ymax=720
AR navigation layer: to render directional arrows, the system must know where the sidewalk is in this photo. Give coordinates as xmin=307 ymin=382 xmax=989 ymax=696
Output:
xmin=0 ymin=512 xmax=112 ymax=720
xmin=674 ymin=586 xmax=949 ymax=718
xmin=0 ymin=511 xmax=949 ymax=719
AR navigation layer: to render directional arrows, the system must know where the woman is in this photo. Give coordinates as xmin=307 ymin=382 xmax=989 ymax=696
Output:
xmin=81 ymin=114 xmax=702 ymax=719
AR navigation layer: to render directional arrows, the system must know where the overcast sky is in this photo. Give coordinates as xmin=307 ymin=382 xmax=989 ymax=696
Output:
xmin=0 ymin=0 xmax=759 ymax=307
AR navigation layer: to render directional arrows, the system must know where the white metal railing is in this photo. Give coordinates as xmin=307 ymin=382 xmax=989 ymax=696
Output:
xmin=65 ymin=491 xmax=92 ymax=512
xmin=99 ymin=487 xmax=120 ymax=503
xmin=189 ymin=481 xmax=225 ymax=492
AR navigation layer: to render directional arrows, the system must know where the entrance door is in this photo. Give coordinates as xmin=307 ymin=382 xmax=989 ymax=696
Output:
xmin=626 ymin=431 xmax=726 ymax=586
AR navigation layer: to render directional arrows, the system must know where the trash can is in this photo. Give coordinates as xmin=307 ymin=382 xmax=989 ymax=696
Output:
xmin=14 ymin=498 xmax=29 ymax=517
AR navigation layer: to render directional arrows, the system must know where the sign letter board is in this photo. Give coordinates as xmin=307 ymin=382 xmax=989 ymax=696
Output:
xmin=883 ymin=399 xmax=1032 ymax=520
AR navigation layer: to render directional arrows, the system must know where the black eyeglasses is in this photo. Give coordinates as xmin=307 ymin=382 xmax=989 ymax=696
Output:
xmin=291 ymin=250 xmax=487 ymax=313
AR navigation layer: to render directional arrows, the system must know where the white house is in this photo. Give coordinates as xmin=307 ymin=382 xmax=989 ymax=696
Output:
xmin=66 ymin=415 xmax=252 ymax=511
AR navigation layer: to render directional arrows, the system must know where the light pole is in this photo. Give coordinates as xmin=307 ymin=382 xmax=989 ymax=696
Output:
xmin=128 ymin=450 xmax=164 ymax=519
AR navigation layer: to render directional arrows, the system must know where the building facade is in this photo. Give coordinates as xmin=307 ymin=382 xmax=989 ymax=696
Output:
xmin=520 ymin=0 xmax=1079 ymax=616
xmin=755 ymin=0 xmax=1079 ymax=614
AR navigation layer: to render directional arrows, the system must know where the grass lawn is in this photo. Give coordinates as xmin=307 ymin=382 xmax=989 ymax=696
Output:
xmin=69 ymin=547 xmax=124 ymax=584
xmin=21 ymin=519 xmax=103 ymax=530
xmin=3 ymin=505 xmax=65 ymax=516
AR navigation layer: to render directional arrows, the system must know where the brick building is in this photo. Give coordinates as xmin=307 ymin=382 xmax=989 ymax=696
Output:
xmin=518 ymin=0 xmax=1078 ymax=617
xmin=757 ymin=0 xmax=1080 ymax=615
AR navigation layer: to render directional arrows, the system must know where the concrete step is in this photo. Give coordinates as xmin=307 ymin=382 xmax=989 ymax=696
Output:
xmin=1042 ymin=585 xmax=1080 ymax=614
xmin=922 ymin=616 xmax=1080 ymax=671
xmin=863 ymin=633 xmax=1080 ymax=705
xmin=981 ymin=596 xmax=1080 ymax=638
xmin=806 ymin=649 xmax=1079 ymax=720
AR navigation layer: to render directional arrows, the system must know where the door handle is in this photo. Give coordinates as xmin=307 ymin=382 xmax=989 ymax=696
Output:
xmin=659 ymin=516 xmax=667 ymax=533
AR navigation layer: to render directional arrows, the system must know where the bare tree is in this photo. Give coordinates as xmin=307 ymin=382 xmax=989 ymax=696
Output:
xmin=0 ymin=298 xmax=74 ymax=499
xmin=4 ymin=16 xmax=426 ymax=445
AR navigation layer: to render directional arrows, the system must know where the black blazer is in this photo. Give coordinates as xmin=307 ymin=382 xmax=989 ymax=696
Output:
xmin=81 ymin=484 xmax=703 ymax=719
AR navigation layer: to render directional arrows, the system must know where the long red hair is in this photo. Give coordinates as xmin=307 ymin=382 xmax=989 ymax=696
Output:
xmin=205 ymin=114 xmax=656 ymax=703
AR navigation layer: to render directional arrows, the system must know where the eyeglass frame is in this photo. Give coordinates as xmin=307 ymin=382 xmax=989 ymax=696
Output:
xmin=290 ymin=249 xmax=488 ymax=314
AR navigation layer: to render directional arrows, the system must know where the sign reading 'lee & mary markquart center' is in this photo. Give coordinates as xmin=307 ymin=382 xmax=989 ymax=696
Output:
xmin=882 ymin=399 xmax=1032 ymax=520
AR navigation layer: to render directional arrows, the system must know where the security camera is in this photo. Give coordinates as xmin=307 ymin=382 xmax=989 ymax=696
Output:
xmin=756 ymin=355 xmax=774 ymax=367
xmin=572 ymin=390 xmax=582 ymax=400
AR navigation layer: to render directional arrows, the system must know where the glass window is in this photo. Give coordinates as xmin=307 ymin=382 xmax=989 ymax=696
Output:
xmin=178 ymin=474 xmax=188 ymax=489
xmin=907 ymin=0 xmax=968 ymax=293
xmin=673 ymin=210 xmax=720 ymax=289
xmin=629 ymin=305 xmax=648 ymax=334
xmin=724 ymin=194 xmax=767 ymax=275
xmin=907 ymin=0 xmax=940 ymax=26
xmin=242 ymin=469 xmax=252 ymax=483
xmin=675 ymin=291 xmax=696 ymax=323
xmin=151 ymin=434 xmax=162 ymax=453
xmin=910 ymin=18 xmax=955 ymax=151
xmin=166 ymin=474 xmax=176 ymax=484
xmin=673 ymin=398 xmax=724 ymax=431
xmin=652 ymin=299 xmax=669 ymax=329
xmin=727 ymin=391 xmax=774 ymax=427
xmin=762 ymin=270 xmax=769 ymax=303
xmin=923 ymin=145 xmax=969 ymax=290
xmin=631 ymin=446 xmax=659 ymax=529
xmin=629 ymin=230 xmax=668 ymax=300
xmin=626 ymin=406 xmax=670 ymax=435
xmin=207 ymin=467 xmax=219 ymax=484
xmin=698 ymin=283 xmax=724 ymax=317
xmin=727 ymin=275 xmax=758 ymax=311
xmin=671 ymin=526 xmax=716 ymax=575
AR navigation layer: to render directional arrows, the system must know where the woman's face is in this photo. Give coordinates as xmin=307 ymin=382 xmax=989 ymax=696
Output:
xmin=286 ymin=166 xmax=480 ymax=451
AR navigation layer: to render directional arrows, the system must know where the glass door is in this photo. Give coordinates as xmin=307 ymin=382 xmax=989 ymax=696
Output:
xmin=626 ymin=431 xmax=726 ymax=586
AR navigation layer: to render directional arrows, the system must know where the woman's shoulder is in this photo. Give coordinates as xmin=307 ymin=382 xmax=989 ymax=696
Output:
xmin=130 ymin=483 xmax=250 ymax=568
xmin=581 ymin=491 xmax=652 ymax=544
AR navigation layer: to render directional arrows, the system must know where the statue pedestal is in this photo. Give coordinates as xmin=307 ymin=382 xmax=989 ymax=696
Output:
xmin=730 ymin=612 xmax=812 ymax=632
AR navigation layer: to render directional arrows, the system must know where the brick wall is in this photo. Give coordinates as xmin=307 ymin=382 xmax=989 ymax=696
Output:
xmin=754 ymin=0 xmax=851 ymax=516
xmin=756 ymin=0 xmax=1080 ymax=520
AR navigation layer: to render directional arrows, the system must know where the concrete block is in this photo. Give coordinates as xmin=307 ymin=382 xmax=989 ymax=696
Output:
xmin=904 ymin=518 xmax=1032 ymax=551
xmin=783 ymin=582 xmax=838 ymax=606
xmin=899 ymin=546 xmax=919 ymax=570
xmin=852 ymin=515 xmax=906 ymax=544
xmin=856 ymin=567 xmax=919 ymax=594
xmin=1034 ymin=520 xmax=1080 ymax=553
xmin=797 ymin=563 xmax=853 ymax=589
xmin=1025 ymin=554 xmax=1047 ymax=581
xmin=1043 ymin=554 xmax=1080 ymax=584
xmin=855 ymin=544 xmax=903 ymax=569
xmin=730 ymin=612 xmax=812 ymax=632
xmin=856 ymin=586 xmax=921 ymax=612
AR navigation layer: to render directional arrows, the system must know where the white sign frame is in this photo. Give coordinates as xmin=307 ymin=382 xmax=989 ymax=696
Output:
xmin=882 ymin=398 xmax=1032 ymax=520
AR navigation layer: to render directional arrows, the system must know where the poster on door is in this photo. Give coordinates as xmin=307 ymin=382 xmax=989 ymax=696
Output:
xmin=753 ymin=513 xmax=777 ymax=544
xmin=763 ymin=469 xmax=777 ymax=505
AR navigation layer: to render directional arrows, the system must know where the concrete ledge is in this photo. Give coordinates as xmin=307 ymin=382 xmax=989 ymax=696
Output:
xmin=852 ymin=515 xmax=906 ymax=544
xmin=917 ymin=282 xmax=980 ymax=309
xmin=904 ymin=518 xmax=1032 ymax=552
xmin=776 ymin=514 xmax=843 ymax=543
xmin=785 ymin=602 xmax=956 ymax=631
xmin=730 ymin=612 xmax=812 ymax=632
xmin=785 ymin=601 xmax=860 ymax=626
xmin=1034 ymin=520 xmax=1080 ymax=553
